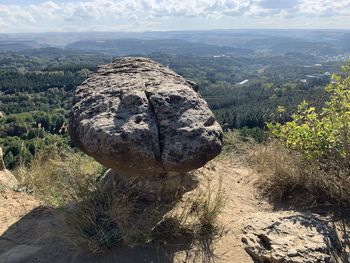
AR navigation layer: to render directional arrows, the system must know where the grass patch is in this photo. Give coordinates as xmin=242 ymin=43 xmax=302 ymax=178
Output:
xmin=62 ymin=175 xmax=226 ymax=255
xmin=16 ymin=146 xmax=103 ymax=207
xmin=220 ymin=130 xmax=256 ymax=160
xmin=61 ymin=182 xmax=139 ymax=253
xmin=183 ymin=176 xmax=225 ymax=238
xmin=152 ymin=175 xmax=226 ymax=263
xmin=17 ymin=146 xmax=226 ymax=256
xmin=157 ymin=175 xmax=226 ymax=241
xmin=251 ymin=140 xmax=350 ymax=206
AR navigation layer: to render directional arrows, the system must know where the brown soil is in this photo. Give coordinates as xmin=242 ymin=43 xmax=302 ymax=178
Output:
xmin=0 ymin=190 xmax=41 ymax=236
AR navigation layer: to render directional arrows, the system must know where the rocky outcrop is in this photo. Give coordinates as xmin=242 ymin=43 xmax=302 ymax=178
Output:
xmin=69 ymin=57 xmax=222 ymax=178
xmin=0 ymin=147 xmax=18 ymax=189
xmin=241 ymin=212 xmax=342 ymax=263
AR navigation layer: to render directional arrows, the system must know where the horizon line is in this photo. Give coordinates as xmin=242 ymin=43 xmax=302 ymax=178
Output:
xmin=1 ymin=28 xmax=350 ymax=35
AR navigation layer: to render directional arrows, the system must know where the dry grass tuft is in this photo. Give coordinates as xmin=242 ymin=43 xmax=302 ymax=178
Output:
xmin=220 ymin=130 xmax=256 ymax=160
xmin=251 ymin=140 xmax=350 ymax=206
xmin=155 ymin=175 xmax=226 ymax=263
xmin=61 ymin=183 xmax=139 ymax=253
xmin=187 ymin=176 xmax=226 ymax=238
xmin=62 ymin=175 xmax=226 ymax=254
xmin=16 ymin=147 xmax=103 ymax=207
xmin=168 ymin=175 xmax=226 ymax=238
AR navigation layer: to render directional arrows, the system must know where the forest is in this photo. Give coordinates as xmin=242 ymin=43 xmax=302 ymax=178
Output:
xmin=0 ymin=48 xmax=344 ymax=168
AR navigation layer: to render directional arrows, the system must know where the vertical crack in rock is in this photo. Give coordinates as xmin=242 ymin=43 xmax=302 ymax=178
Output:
xmin=70 ymin=57 xmax=222 ymax=177
xmin=144 ymin=91 xmax=166 ymax=173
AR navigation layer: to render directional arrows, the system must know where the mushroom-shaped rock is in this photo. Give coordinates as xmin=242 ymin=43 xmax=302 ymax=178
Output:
xmin=69 ymin=57 xmax=223 ymax=177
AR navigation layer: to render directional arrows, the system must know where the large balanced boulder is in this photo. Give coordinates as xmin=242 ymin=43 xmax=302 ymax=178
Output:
xmin=70 ymin=57 xmax=222 ymax=178
xmin=242 ymin=212 xmax=343 ymax=263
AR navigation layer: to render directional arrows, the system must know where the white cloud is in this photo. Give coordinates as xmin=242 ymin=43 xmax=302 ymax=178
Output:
xmin=0 ymin=0 xmax=349 ymax=32
xmin=0 ymin=4 xmax=36 ymax=24
xmin=299 ymin=0 xmax=350 ymax=16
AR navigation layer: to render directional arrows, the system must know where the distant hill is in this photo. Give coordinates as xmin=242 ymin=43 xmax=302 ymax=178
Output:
xmin=17 ymin=47 xmax=104 ymax=58
xmin=0 ymin=29 xmax=349 ymax=58
xmin=0 ymin=40 xmax=42 ymax=52
xmin=270 ymin=41 xmax=341 ymax=56
xmin=66 ymin=38 xmax=252 ymax=56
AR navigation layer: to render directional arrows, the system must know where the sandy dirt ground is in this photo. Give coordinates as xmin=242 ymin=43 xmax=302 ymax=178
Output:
xmin=0 ymin=159 xmax=271 ymax=263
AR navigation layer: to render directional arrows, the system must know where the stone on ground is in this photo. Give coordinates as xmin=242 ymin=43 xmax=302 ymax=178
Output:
xmin=241 ymin=211 xmax=342 ymax=263
xmin=0 ymin=147 xmax=18 ymax=189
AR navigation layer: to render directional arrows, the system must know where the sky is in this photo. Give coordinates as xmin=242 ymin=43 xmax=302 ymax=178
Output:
xmin=0 ymin=0 xmax=350 ymax=33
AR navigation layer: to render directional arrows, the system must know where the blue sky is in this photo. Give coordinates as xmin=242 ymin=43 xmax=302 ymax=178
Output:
xmin=0 ymin=0 xmax=349 ymax=33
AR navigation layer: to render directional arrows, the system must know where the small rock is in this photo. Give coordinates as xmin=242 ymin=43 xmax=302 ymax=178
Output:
xmin=0 ymin=147 xmax=18 ymax=189
xmin=287 ymin=249 xmax=300 ymax=257
xmin=242 ymin=211 xmax=342 ymax=263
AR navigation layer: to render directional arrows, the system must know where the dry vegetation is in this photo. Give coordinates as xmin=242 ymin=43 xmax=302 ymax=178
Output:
xmin=61 ymin=175 xmax=226 ymax=254
xmin=222 ymin=130 xmax=350 ymax=207
xmin=251 ymin=141 xmax=350 ymax=206
xmin=15 ymin=146 xmax=103 ymax=207
xmin=220 ymin=130 xmax=256 ymax=160
xmin=14 ymin=145 xmax=226 ymax=255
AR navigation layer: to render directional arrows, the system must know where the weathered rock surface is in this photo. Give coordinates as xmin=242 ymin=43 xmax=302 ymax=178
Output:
xmin=70 ymin=57 xmax=222 ymax=177
xmin=241 ymin=212 xmax=342 ymax=263
xmin=0 ymin=147 xmax=18 ymax=189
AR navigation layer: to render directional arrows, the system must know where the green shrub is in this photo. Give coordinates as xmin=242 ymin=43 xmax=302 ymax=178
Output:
xmin=268 ymin=63 xmax=350 ymax=176
xmin=263 ymin=63 xmax=350 ymax=204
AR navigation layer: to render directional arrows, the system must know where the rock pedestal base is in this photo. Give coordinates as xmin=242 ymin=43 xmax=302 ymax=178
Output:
xmin=100 ymin=169 xmax=199 ymax=202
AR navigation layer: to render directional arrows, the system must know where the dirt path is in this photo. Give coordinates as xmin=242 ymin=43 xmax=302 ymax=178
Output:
xmin=0 ymin=190 xmax=41 ymax=236
xmin=0 ymin=159 xmax=270 ymax=263
xmin=179 ymin=160 xmax=271 ymax=263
